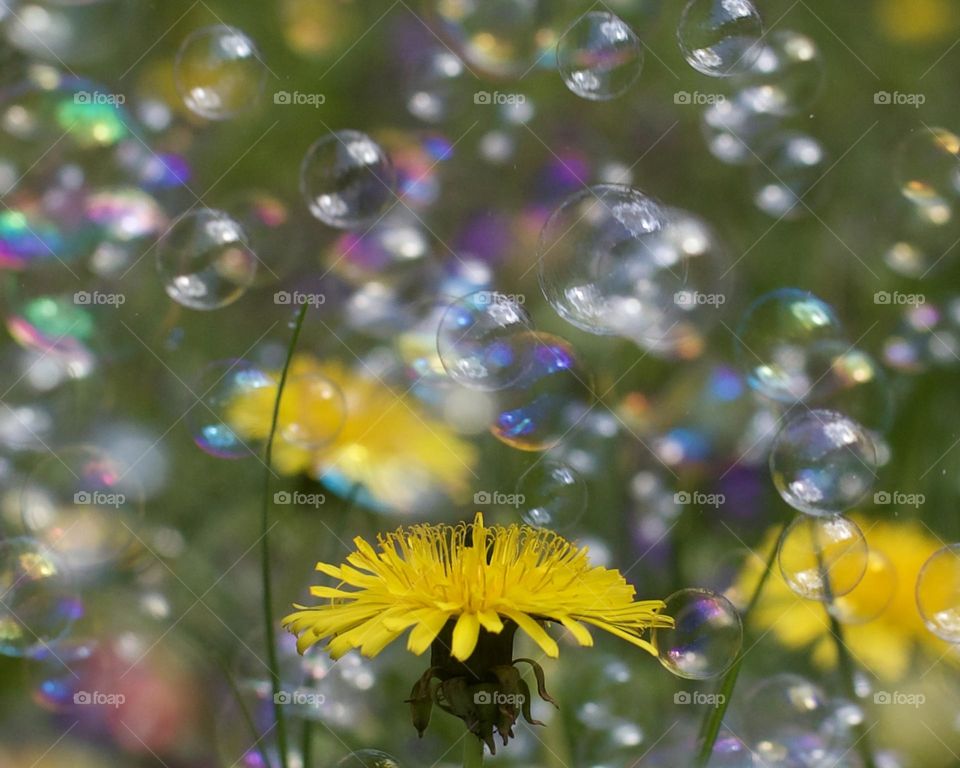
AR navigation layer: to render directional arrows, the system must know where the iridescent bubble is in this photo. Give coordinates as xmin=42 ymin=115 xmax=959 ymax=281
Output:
xmin=752 ymin=132 xmax=828 ymax=219
xmin=335 ymin=750 xmax=403 ymax=768
xmin=0 ymin=537 xmax=80 ymax=658
xmin=538 ymin=185 xmax=673 ymax=336
xmin=278 ymin=372 xmax=346 ymax=449
xmin=188 ymin=360 xmax=274 ymax=459
xmin=830 ymin=549 xmax=897 ymax=624
xmin=882 ymin=194 xmax=958 ymax=278
xmin=156 ymin=208 xmax=259 ymax=310
xmin=804 ymin=343 xmax=893 ymax=433
xmin=431 ymin=0 xmax=565 ymax=77
xmin=735 ymin=289 xmax=845 ymax=403
xmin=22 ymin=446 xmax=144 ymax=572
xmin=769 ymin=409 xmax=877 ymax=516
xmin=301 ymin=130 xmax=395 ymax=228
xmin=174 ymin=25 xmax=267 ymax=120
xmin=654 ymin=588 xmax=742 ymax=679
xmin=700 ymin=93 xmax=780 ymax=166
xmin=736 ymin=29 xmax=824 ymax=115
xmin=437 ymin=290 xmax=533 ymax=391
xmin=677 ymin=0 xmax=763 ymax=77
xmin=406 ymin=50 xmax=466 ymax=123
xmin=224 ymin=191 xmax=298 ymax=286
xmin=517 ymin=460 xmax=588 ymax=529
xmin=778 ymin=514 xmax=868 ymax=600
xmin=490 ymin=332 xmax=593 ymax=452
xmin=896 ymin=126 xmax=960 ymax=206
xmin=916 ymin=544 xmax=960 ymax=643
xmin=883 ymin=301 xmax=960 ymax=373
xmin=557 ymin=11 xmax=643 ymax=101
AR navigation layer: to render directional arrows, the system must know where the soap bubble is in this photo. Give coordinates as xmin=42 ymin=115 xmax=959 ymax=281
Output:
xmin=278 ymin=372 xmax=346 ymax=449
xmin=517 ymin=460 xmax=588 ymax=529
xmin=804 ymin=343 xmax=893 ymax=433
xmin=769 ymin=409 xmax=877 ymax=516
xmin=883 ymin=301 xmax=960 ymax=373
xmin=557 ymin=11 xmax=643 ymax=101
xmin=22 ymin=446 xmax=144 ymax=572
xmin=223 ymin=190 xmax=300 ymax=286
xmin=752 ymin=132 xmax=828 ymax=219
xmin=406 ymin=50 xmax=467 ymax=123
xmin=187 ymin=359 xmax=274 ymax=459
xmin=654 ymin=588 xmax=742 ymax=679
xmin=0 ymin=537 xmax=81 ymax=658
xmin=735 ymin=289 xmax=845 ymax=403
xmin=830 ymin=549 xmax=897 ymax=624
xmin=300 ymin=130 xmax=395 ymax=228
xmin=677 ymin=0 xmax=763 ymax=77
xmin=174 ymin=25 xmax=268 ymax=120
xmin=490 ymin=332 xmax=593 ymax=452
xmin=778 ymin=514 xmax=868 ymax=600
xmin=700 ymin=93 xmax=781 ymax=166
xmin=436 ymin=291 xmax=533 ymax=391
xmin=916 ymin=544 xmax=960 ymax=643
xmin=881 ymin=194 xmax=959 ymax=278
xmin=737 ymin=29 xmax=825 ymax=115
xmin=335 ymin=750 xmax=402 ymax=768
xmin=896 ymin=126 xmax=960 ymax=206
xmin=156 ymin=208 xmax=259 ymax=310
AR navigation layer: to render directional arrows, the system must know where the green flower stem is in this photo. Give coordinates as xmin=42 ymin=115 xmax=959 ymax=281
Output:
xmin=261 ymin=302 xmax=309 ymax=768
xmin=695 ymin=525 xmax=784 ymax=767
xmin=825 ymin=608 xmax=877 ymax=768
xmin=463 ymin=735 xmax=485 ymax=768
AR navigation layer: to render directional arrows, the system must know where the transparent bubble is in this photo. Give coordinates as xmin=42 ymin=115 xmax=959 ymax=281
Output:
xmin=882 ymin=194 xmax=959 ymax=278
xmin=752 ymin=132 xmax=828 ymax=219
xmin=557 ymin=11 xmax=643 ymax=101
xmin=490 ymin=332 xmax=593 ymax=452
xmin=278 ymin=372 xmax=346 ymax=449
xmin=437 ymin=291 xmax=534 ymax=391
xmin=804 ymin=343 xmax=893 ymax=433
xmin=654 ymin=588 xmax=742 ymax=679
xmin=22 ymin=446 xmax=144 ymax=573
xmin=431 ymin=0 xmax=565 ymax=77
xmin=700 ymin=92 xmax=780 ymax=166
xmin=770 ymin=409 xmax=877 ymax=516
xmin=916 ymin=544 xmax=960 ymax=643
xmin=735 ymin=289 xmax=845 ymax=403
xmin=0 ymin=537 xmax=80 ymax=657
xmin=187 ymin=359 xmax=274 ymax=459
xmin=830 ymin=549 xmax=897 ymax=624
xmin=407 ymin=50 xmax=466 ymax=123
xmin=335 ymin=750 xmax=402 ymax=768
xmin=156 ymin=208 xmax=259 ymax=310
xmin=301 ymin=130 xmax=395 ymax=228
xmin=538 ymin=185 xmax=683 ymax=336
xmin=883 ymin=301 xmax=960 ymax=373
xmin=736 ymin=29 xmax=824 ymax=116
xmin=778 ymin=514 xmax=868 ymax=600
xmin=741 ymin=674 xmax=839 ymax=766
xmin=896 ymin=127 xmax=960 ymax=206
xmin=174 ymin=25 xmax=267 ymax=120
xmin=224 ymin=191 xmax=299 ymax=287
xmin=677 ymin=0 xmax=763 ymax=77
xmin=517 ymin=460 xmax=588 ymax=529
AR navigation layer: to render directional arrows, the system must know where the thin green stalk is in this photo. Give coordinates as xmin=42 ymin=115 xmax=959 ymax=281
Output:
xmin=261 ymin=302 xmax=309 ymax=768
xmin=695 ymin=524 xmax=785 ymax=767
xmin=463 ymin=735 xmax=484 ymax=768
xmin=218 ymin=657 xmax=276 ymax=768
xmin=825 ymin=608 xmax=877 ymax=768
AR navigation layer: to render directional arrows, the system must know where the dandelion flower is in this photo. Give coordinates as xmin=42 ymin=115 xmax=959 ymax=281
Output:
xmin=283 ymin=512 xmax=671 ymax=751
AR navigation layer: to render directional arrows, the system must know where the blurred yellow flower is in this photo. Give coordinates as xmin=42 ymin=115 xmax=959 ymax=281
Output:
xmin=227 ymin=354 xmax=477 ymax=512
xmin=877 ymin=0 xmax=957 ymax=43
xmin=734 ymin=514 xmax=952 ymax=680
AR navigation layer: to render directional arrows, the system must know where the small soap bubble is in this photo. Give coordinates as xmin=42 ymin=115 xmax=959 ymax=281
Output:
xmin=778 ymin=514 xmax=868 ymax=601
xmin=737 ymin=29 xmax=824 ymax=116
xmin=517 ymin=460 xmax=588 ymax=529
xmin=654 ymin=588 xmax=742 ymax=679
xmin=896 ymin=126 xmax=960 ymax=206
xmin=678 ymin=0 xmax=763 ymax=77
xmin=175 ymin=25 xmax=267 ymax=120
xmin=557 ymin=11 xmax=643 ymax=101
xmin=752 ymin=132 xmax=828 ymax=219
xmin=916 ymin=544 xmax=960 ymax=643
xmin=406 ymin=50 xmax=466 ymax=123
xmin=700 ymin=93 xmax=780 ymax=166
